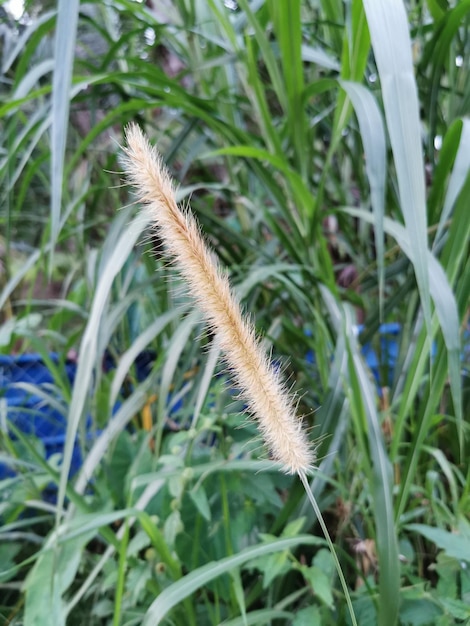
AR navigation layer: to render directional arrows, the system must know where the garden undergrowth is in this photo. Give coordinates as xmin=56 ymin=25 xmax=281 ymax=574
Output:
xmin=1 ymin=1 xmax=469 ymax=625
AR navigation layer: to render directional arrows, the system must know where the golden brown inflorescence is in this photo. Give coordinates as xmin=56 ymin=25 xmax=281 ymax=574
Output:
xmin=122 ymin=123 xmax=314 ymax=475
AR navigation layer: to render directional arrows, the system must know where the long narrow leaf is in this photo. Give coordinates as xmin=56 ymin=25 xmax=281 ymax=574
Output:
xmin=57 ymin=212 xmax=148 ymax=521
xmin=435 ymin=119 xmax=470 ymax=245
xmin=362 ymin=0 xmax=431 ymax=334
xmin=344 ymin=207 xmax=462 ymax=426
xmin=50 ymin=0 xmax=80 ymax=261
xmin=340 ymin=80 xmax=386 ymax=312
xmin=269 ymin=0 xmax=306 ymax=176
xmin=321 ymin=286 xmax=400 ymax=626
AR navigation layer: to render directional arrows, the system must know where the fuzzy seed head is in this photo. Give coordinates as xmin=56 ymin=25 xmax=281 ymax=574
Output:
xmin=122 ymin=123 xmax=315 ymax=474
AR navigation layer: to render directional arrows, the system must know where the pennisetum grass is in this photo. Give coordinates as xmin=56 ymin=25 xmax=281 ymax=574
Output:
xmin=122 ymin=123 xmax=357 ymax=626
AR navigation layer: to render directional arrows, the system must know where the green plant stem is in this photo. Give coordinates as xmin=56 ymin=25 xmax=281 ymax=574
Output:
xmin=113 ymin=518 xmax=130 ymax=626
xmin=220 ymin=474 xmax=234 ymax=556
xmin=299 ymin=470 xmax=358 ymax=626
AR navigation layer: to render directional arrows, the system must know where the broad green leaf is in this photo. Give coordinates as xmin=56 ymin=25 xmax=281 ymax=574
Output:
xmin=301 ymin=550 xmax=335 ymax=608
xmin=438 ymin=598 xmax=470 ymax=621
xmin=189 ymin=485 xmax=211 ymax=522
xmin=142 ymin=535 xmax=324 ymax=625
xmin=407 ymin=523 xmax=470 ymax=562
xmin=292 ymin=605 xmax=322 ymax=626
xmin=24 ymin=541 xmax=77 ymax=626
xmin=24 ymin=510 xmax=123 ymax=626
xmin=399 ymin=597 xmax=443 ymax=625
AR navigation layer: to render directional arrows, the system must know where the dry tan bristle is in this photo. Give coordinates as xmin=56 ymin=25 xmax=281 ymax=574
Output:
xmin=122 ymin=123 xmax=314 ymax=474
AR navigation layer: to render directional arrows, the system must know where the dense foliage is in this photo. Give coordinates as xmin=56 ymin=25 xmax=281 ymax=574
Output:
xmin=0 ymin=1 xmax=469 ymax=625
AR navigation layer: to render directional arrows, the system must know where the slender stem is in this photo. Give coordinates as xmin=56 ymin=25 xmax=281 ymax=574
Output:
xmin=299 ymin=470 xmax=358 ymax=626
xmin=113 ymin=519 xmax=130 ymax=626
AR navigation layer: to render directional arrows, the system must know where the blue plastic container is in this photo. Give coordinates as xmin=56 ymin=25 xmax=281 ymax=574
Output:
xmin=0 ymin=353 xmax=81 ymax=479
xmin=0 ymin=350 xmax=161 ymax=481
xmin=359 ymin=322 xmax=401 ymax=387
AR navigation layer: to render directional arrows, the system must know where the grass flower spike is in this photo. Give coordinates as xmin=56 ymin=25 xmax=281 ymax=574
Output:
xmin=122 ymin=123 xmax=314 ymax=475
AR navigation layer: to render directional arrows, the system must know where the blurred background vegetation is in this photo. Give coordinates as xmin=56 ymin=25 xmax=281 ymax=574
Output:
xmin=0 ymin=1 xmax=469 ymax=625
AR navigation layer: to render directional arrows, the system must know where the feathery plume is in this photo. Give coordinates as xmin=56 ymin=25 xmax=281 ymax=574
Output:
xmin=122 ymin=123 xmax=314 ymax=474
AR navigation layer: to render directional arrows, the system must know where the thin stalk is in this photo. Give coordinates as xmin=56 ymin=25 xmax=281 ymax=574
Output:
xmin=113 ymin=518 xmax=130 ymax=626
xmin=299 ymin=470 xmax=358 ymax=626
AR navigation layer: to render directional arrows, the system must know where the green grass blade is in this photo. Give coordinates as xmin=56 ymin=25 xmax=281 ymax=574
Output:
xmin=330 ymin=0 xmax=370 ymax=143
xmin=1 ymin=10 xmax=56 ymax=75
xmin=362 ymin=0 xmax=432 ymax=335
xmin=269 ymin=0 xmax=306 ymax=176
xmin=427 ymin=119 xmax=465 ymax=228
xmin=56 ymin=211 xmax=148 ymax=522
xmin=155 ymin=310 xmax=201 ymax=455
xmin=321 ymin=286 xmax=400 ymax=626
xmin=300 ymin=470 xmax=358 ymax=626
xmin=395 ymin=326 xmax=465 ymax=521
xmin=315 ymin=0 xmax=369 ymax=237
xmin=435 ymin=119 xmax=470 ymax=245
xmin=347 ymin=341 xmax=399 ymax=626
xmin=50 ymin=0 xmax=80 ymax=262
xmin=421 ymin=1 xmax=470 ymax=148
xmin=318 ymin=0 xmax=343 ymax=55
xmin=190 ymin=341 xmax=221 ymax=430
xmin=301 ymin=44 xmax=339 ymax=72
xmin=235 ymin=0 xmax=287 ymax=112
xmin=12 ymin=59 xmax=54 ymax=100
xmin=243 ymin=35 xmax=283 ymax=157
xmin=204 ymin=145 xmax=313 ymax=236
xmin=109 ymin=309 xmax=182 ymax=407
xmin=73 ymin=381 xmax=152 ymax=497
xmin=340 ymin=80 xmax=386 ymax=314
xmin=345 ymin=207 xmax=462 ymax=429
xmin=0 ymin=249 xmax=41 ymax=311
